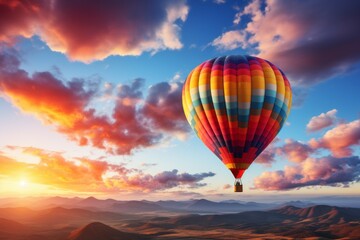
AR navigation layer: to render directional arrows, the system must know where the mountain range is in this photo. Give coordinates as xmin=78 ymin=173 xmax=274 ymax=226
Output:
xmin=122 ymin=205 xmax=360 ymax=239
xmin=0 ymin=196 xmax=317 ymax=214
xmin=0 ymin=197 xmax=359 ymax=239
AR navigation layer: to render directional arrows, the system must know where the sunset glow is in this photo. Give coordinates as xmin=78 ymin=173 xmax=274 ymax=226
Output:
xmin=0 ymin=0 xmax=359 ymax=201
xmin=19 ymin=179 xmax=28 ymax=188
xmin=1 ymin=2 xmax=359 ymax=239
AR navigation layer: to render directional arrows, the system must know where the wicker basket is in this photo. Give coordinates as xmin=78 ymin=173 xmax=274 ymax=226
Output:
xmin=234 ymin=184 xmax=243 ymax=192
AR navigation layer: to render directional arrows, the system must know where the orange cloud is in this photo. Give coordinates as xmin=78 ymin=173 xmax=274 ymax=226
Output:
xmin=0 ymin=51 xmax=190 ymax=154
xmin=0 ymin=154 xmax=29 ymax=176
xmin=0 ymin=0 xmax=188 ymax=62
xmin=3 ymin=147 xmax=116 ymax=191
xmin=0 ymin=71 xmax=96 ymax=129
xmin=0 ymin=147 xmax=214 ymax=193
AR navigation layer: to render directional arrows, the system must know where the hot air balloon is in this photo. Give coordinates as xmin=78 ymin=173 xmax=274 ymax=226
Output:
xmin=182 ymin=55 xmax=292 ymax=192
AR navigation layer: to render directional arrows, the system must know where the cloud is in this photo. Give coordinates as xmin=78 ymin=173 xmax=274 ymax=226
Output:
xmin=253 ymin=118 xmax=360 ymax=191
xmin=306 ymin=109 xmax=337 ymax=132
xmin=0 ymin=52 xmax=98 ymax=128
xmin=141 ymin=163 xmax=158 ymax=168
xmin=253 ymin=155 xmax=360 ymax=191
xmin=264 ymin=119 xmax=359 ymax=165
xmin=0 ymin=154 xmax=29 ymax=175
xmin=278 ymin=139 xmax=315 ymax=163
xmin=214 ymin=0 xmax=226 ymax=4
xmin=108 ymin=169 xmax=215 ymax=192
xmin=0 ymin=51 xmax=190 ymax=154
xmin=309 ymin=119 xmax=360 ymax=158
xmin=109 ymin=78 xmax=161 ymax=154
xmin=223 ymin=184 xmax=231 ymax=190
xmin=141 ymin=81 xmax=190 ymax=140
xmin=255 ymin=137 xmax=315 ymax=165
xmin=211 ymin=30 xmax=247 ymax=50
xmin=0 ymin=0 xmax=46 ymax=44
xmin=0 ymin=149 xmax=115 ymax=191
xmin=276 ymin=119 xmax=359 ymax=163
xmin=0 ymin=148 xmax=215 ymax=192
xmin=0 ymin=0 xmax=188 ymax=62
xmin=215 ymin=0 xmax=360 ymax=85
xmin=233 ymin=0 xmax=261 ymax=25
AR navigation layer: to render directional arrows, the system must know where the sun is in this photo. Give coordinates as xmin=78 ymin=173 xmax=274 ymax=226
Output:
xmin=19 ymin=179 xmax=28 ymax=188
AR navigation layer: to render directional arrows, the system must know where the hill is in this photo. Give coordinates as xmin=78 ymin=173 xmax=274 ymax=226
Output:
xmin=0 ymin=218 xmax=29 ymax=233
xmin=67 ymin=222 xmax=150 ymax=240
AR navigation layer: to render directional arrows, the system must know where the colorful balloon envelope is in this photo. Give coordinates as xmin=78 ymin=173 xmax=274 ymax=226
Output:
xmin=182 ymin=55 xmax=292 ymax=192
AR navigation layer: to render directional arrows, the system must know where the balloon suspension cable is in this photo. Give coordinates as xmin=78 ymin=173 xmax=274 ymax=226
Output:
xmin=234 ymin=178 xmax=243 ymax=192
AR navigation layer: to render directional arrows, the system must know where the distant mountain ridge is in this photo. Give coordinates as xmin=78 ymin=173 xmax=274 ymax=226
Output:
xmin=0 ymin=206 xmax=128 ymax=227
xmin=2 ymin=196 xmax=360 ymax=213
xmin=37 ymin=197 xmax=278 ymax=213
xmin=167 ymin=205 xmax=360 ymax=225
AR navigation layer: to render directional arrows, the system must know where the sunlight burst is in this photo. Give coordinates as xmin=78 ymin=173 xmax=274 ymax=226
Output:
xmin=19 ymin=179 xmax=28 ymax=188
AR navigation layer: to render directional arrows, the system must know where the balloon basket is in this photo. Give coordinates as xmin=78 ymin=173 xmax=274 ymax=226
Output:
xmin=234 ymin=179 xmax=243 ymax=192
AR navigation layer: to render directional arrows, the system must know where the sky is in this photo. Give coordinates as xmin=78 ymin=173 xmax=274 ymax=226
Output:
xmin=0 ymin=0 xmax=359 ymax=201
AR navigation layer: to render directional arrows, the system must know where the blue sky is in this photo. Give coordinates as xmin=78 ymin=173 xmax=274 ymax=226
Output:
xmin=0 ymin=0 xmax=359 ymax=200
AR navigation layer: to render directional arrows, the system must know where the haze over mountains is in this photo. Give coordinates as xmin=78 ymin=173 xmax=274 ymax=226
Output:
xmin=0 ymin=196 xmax=359 ymax=239
xmin=0 ymin=197 xmax=279 ymax=214
xmin=2 ymin=195 xmax=360 ymax=213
